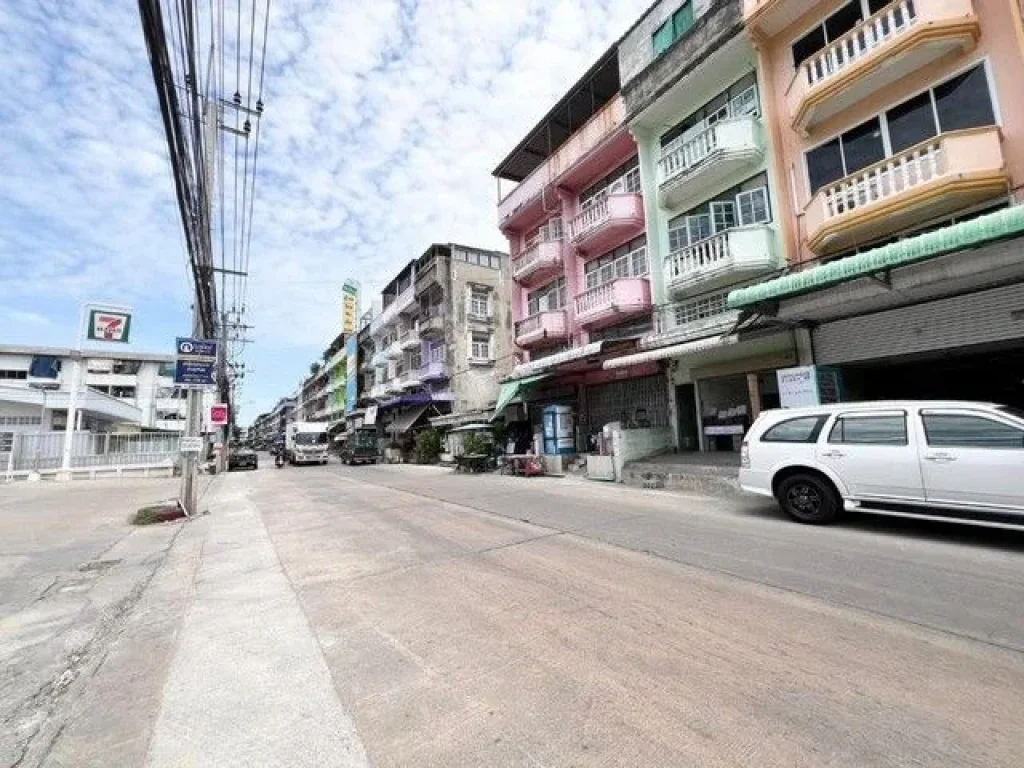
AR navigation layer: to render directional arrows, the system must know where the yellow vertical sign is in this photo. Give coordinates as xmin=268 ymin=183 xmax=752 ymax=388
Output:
xmin=342 ymin=279 xmax=359 ymax=334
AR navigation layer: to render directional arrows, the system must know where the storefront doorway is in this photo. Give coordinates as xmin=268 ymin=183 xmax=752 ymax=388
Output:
xmin=675 ymin=383 xmax=698 ymax=451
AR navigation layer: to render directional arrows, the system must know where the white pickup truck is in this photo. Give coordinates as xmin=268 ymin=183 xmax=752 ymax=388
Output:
xmin=285 ymin=422 xmax=330 ymax=465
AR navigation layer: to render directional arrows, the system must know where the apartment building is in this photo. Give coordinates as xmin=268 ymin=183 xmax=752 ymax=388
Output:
xmin=322 ymin=331 xmax=348 ymax=427
xmin=494 ymin=47 xmax=670 ymax=452
xmin=730 ymin=0 xmax=1024 ymax=408
xmin=592 ymin=0 xmax=801 ymax=453
xmin=0 ymin=345 xmax=209 ymax=448
xmin=362 ymin=243 xmax=511 ymax=440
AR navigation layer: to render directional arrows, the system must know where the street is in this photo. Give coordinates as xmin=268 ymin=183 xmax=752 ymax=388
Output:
xmin=3 ymin=464 xmax=1024 ymax=767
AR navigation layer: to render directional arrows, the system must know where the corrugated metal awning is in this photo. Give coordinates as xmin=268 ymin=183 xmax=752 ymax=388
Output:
xmin=602 ymin=335 xmax=737 ymax=369
xmin=727 ymin=206 xmax=1024 ymax=309
xmin=507 ymin=342 xmax=603 ymax=380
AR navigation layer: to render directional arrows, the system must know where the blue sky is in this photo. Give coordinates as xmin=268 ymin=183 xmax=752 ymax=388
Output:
xmin=0 ymin=0 xmax=650 ymax=423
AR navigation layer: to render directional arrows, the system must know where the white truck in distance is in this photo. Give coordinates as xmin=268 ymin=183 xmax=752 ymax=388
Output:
xmin=285 ymin=422 xmax=330 ymax=465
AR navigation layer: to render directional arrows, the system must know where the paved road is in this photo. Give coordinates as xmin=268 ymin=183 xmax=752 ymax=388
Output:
xmin=250 ymin=461 xmax=1024 ymax=767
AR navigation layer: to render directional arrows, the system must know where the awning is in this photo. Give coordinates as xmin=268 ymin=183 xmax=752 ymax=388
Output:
xmin=727 ymin=205 xmax=1024 ymax=309
xmin=0 ymin=385 xmax=142 ymax=423
xmin=447 ymin=423 xmax=493 ymax=434
xmin=386 ymin=405 xmax=429 ymax=434
xmin=491 ymin=373 xmax=549 ymax=420
xmin=506 ymin=342 xmax=603 ymax=380
xmin=602 ymin=335 xmax=737 ymax=369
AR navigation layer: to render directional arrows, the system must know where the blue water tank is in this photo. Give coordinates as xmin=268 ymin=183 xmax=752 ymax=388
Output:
xmin=542 ymin=405 xmax=575 ymax=455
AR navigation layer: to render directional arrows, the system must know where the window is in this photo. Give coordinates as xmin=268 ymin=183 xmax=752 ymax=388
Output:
xmin=527 ymin=276 xmax=567 ymax=316
xmin=762 ymin=416 xmax=829 ymax=443
xmin=791 ymin=0 xmax=893 ymax=69
xmin=804 ymin=64 xmax=996 ymax=194
xmin=653 ymin=1 xmax=693 ymax=56
xmin=668 ymin=173 xmax=771 ymax=252
xmin=111 ymin=386 xmax=136 ymax=399
xmin=111 ymin=360 xmax=141 ymax=375
xmin=584 ymin=236 xmax=648 ymax=290
xmin=470 ymin=333 xmax=492 ymax=362
xmin=660 ymin=73 xmax=759 ymax=149
xmin=922 ymin=413 xmax=1024 ymax=449
xmin=0 ymin=432 xmax=12 ymax=453
xmin=579 ymin=157 xmax=640 ymax=209
xmin=0 ymin=370 xmax=28 ymax=380
xmin=828 ymin=414 xmax=907 ymax=445
xmin=428 ymin=342 xmax=445 ymax=363
xmin=671 ymin=292 xmax=729 ymax=327
xmin=158 ymin=362 xmax=176 ymax=377
xmin=469 ymin=287 xmax=490 ymax=318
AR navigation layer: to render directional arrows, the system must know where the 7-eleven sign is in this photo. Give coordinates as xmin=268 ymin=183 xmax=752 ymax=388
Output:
xmin=87 ymin=309 xmax=132 ymax=343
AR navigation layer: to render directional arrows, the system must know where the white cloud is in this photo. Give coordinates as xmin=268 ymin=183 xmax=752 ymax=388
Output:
xmin=0 ymin=0 xmax=652 ymax=419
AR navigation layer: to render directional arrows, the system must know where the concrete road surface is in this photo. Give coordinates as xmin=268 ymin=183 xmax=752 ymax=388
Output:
xmin=252 ymin=462 xmax=1024 ymax=767
xmin=5 ymin=462 xmax=1024 ymax=767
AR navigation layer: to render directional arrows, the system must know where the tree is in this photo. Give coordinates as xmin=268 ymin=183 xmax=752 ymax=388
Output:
xmin=309 ymin=361 xmax=320 ymax=376
xmin=462 ymin=431 xmax=491 ymax=456
xmin=414 ymin=428 xmax=442 ymax=464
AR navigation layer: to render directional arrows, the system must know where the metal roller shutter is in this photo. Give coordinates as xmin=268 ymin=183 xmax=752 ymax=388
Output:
xmin=584 ymin=375 xmax=669 ymax=430
xmin=814 ymin=283 xmax=1024 ymax=365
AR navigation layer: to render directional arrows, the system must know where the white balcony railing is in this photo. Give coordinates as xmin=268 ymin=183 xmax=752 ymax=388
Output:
xmin=574 ymin=282 xmax=615 ymax=316
xmin=569 ymin=197 xmax=609 ymax=240
xmin=821 ymin=139 xmax=941 ymax=221
xmin=659 ymin=125 xmax=720 ymax=182
xmin=667 ymin=233 xmax=732 ymax=282
xmin=802 ymin=0 xmax=917 ymax=90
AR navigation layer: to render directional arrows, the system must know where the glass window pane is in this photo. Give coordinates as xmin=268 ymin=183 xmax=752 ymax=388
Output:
xmin=792 ymin=25 xmax=826 ymax=68
xmin=762 ymin=416 xmax=827 ymax=443
xmin=886 ymin=91 xmax=937 ymax=152
xmin=653 ymin=21 xmax=674 ymax=55
xmin=807 ymin=138 xmax=845 ymax=193
xmin=923 ymin=414 xmax=1024 ymax=449
xmin=825 ymin=1 xmax=863 ymax=42
xmin=672 ymin=2 xmax=694 ymax=38
xmin=934 ymin=65 xmax=995 ymax=133
xmin=841 ymin=117 xmax=885 ymax=175
xmin=829 ymin=414 xmax=907 ymax=445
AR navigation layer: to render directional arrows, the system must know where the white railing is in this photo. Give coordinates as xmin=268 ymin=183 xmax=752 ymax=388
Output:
xmin=4 ymin=431 xmax=180 ymax=473
xmin=570 ymin=197 xmax=609 ymax=239
xmin=516 ymin=313 xmax=545 ymax=336
xmin=821 ymin=139 xmax=942 ymax=220
xmin=574 ymin=282 xmax=615 ymax=316
xmin=659 ymin=124 xmax=720 ymax=182
xmin=666 ymin=231 xmax=732 ymax=281
xmin=803 ymin=0 xmax=917 ymax=88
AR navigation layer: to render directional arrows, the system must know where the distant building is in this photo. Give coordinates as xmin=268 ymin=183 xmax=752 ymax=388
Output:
xmin=0 ymin=344 xmax=215 ymax=454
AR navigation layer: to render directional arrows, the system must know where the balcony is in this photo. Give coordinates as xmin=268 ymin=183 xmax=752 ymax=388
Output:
xmin=804 ymin=127 xmax=1007 ymax=254
xmin=568 ymin=193 xmax=645 ymax=255
xmin=385 ymin=341 xmax=403 ymax=360
xmin=666 ymin=225 xmax=779 ymax=298
xmin=371 ymin=348 xmax=390 ymax=367
xmin=574 ymin=278 xmax=652 ymax=330
xmin=418 ymin=359 xmax=448 ymax=381
xmin=514 ymin=310 xmax=568 ymax=348
xmin=370 ymin=384 xmax=388 ymax=400
xmin=419 ymin=308 xmax=445 ymax=339
xmin=498 ymin=96 xmax=628 ymax=228
xmin=370 ymin=284 xmax=416 ymax=334
xmin=399 ymin=326 xmax=420 ymax=351
xmin=645 ymin=297 xmax=742 ymax=349
xmin=658 ymin=116 xmax=764 ymax=210
xmin=415 ymin=257 xmax=444 ymax=296
xmin=398 ymin=372 xmax=421 ymax=390
xmin=789 ymin=0 xmax=979 ymax=134
xmin=512 ymin=239 xmax=563 ymax=288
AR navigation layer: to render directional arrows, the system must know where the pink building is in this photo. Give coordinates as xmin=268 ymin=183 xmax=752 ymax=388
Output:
xmin=493 ymin=49 xmax=670 ymax=455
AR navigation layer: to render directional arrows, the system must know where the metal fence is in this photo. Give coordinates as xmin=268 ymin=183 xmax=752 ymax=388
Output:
xmin=2 ymin=431 xmax=180 ymax=473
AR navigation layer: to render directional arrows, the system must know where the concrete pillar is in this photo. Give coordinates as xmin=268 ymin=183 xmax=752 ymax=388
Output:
xmin=794 ymin=326 xmax=815 ymax=366
xmin=747 ymin=373 xmax=762 ymax=420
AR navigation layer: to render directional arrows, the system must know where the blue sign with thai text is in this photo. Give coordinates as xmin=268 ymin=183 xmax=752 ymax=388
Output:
xmin=174 ymin=360 xmax=216 ymax=387
xmin=176 ymin=337 xmax=218 ymax=359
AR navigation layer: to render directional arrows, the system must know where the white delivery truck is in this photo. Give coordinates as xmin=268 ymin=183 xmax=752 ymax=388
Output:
xmin=285 ymin=422 xmax=331 ymax=465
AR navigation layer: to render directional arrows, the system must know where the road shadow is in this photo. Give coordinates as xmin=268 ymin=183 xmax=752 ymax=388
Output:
xmin=735 ymin=498 xmax=1024 ymax=553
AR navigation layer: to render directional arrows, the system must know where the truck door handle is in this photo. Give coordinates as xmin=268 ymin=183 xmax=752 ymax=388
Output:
xmin=925 ymin=453 xmax=957 ymax=463
xmin=820 ymin=450 xmax=845 ymax=459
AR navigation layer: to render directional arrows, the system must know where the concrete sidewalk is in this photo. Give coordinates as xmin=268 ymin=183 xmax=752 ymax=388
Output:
xmin=145 ymin=475 xmax=368 ymax=767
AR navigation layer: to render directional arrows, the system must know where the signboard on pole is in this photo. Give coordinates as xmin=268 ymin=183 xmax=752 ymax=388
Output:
xmin=345 ymin=335 xmax=358 ymax=414
xmin=175 ymin=337 xmax=218 ymax=389
xmin=179 ymin=436 xmax=204 ymax=454
xmin=210 ymin=403 xmax=229 ymax=426
xmin=342 ymin=280 xmax=360 ymax=334
xmin=86 ymin=308 xmax=132 ymax=342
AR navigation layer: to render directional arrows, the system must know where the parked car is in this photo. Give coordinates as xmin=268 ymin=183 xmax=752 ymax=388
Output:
xmin=228 ymin=446 xmax=259 ymax=471
xmin=740 ymin=401 xmax=1024 ymax=524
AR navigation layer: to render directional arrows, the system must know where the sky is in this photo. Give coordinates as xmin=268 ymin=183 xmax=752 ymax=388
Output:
xmin=0 ymin=0 xmax=652 ymax=424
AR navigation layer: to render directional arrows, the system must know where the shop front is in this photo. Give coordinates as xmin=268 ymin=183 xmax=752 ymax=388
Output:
xmin=811 ymin=282 xmax=1024 ymax=410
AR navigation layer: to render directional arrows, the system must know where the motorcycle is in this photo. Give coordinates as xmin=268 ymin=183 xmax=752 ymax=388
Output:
xmin=274 ymin=446 xmax=285 ymax=468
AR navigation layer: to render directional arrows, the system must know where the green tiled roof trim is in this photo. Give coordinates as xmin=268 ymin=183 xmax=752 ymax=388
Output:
xmin=727 ymin=205 xmax=1024 ymax=309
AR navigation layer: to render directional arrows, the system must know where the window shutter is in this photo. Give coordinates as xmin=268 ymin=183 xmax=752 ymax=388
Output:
xmin=488 ymin=333 xmax=495 ymax=362
xmin=467 ymin=330 xmax=474 ymax=360
xmin=465 ymin=285 xmax=472 ymax=318
xmin=487 ymin=289 xmax=494 ymax=318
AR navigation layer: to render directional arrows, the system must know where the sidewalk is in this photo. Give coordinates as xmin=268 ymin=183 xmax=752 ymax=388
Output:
xmin=144 ymin=475 xmax=369 ymax=767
